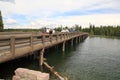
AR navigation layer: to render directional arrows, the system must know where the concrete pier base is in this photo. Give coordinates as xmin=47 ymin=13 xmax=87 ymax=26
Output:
xmin=12 ymin=68 xmax=49 ymax=80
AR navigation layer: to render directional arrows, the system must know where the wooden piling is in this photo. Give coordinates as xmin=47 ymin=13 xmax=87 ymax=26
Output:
xmin=62 ymin=41 xmax=65 ymax=52
xmin=79 ymin=37 xmax=81 ymax=42
xmin=76 ymin=37 xmax=77 ymax=44
xmin=39 ymin=48 xmax=45 ymax=66
xmin=71 ymin=39 xmax=73 ymax=46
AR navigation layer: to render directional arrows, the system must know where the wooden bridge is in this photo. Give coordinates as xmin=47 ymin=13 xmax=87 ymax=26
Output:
xmin=0 ymin=32 xmax=88 ymax=64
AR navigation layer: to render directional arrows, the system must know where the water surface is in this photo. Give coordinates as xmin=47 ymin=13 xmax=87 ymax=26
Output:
xmin=0 ymin=36 xmax=120 ymax=80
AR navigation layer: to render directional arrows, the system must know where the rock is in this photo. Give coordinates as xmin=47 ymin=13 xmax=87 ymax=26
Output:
xmin=13 ymin=68 xmax=49 ymax=80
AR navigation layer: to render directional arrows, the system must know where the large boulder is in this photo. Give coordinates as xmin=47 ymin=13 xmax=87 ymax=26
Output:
xmin=13 ymin=68 xmax=49 ymax=80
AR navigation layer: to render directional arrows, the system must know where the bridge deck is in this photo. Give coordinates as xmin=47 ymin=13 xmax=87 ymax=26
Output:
xmin=0 ymin=32 xmax=88 ymax=63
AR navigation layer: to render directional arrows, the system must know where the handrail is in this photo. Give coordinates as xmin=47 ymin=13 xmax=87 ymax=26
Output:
xmin=0 ymin=32 xmax=88 ymax=55
xmin=0 ymin=32 xmax=89 ymax=63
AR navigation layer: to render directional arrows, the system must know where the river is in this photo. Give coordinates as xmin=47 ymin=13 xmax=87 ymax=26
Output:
xmin=0 ymin=36 xmax=120 ymax=80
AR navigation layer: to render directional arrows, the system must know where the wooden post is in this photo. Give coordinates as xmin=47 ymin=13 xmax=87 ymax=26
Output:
xmin=56 ymin=34 xmax=59 ymax=41
xmin=67 ymin=33 xmax=69 ymax=39
xmin=83 ymin=36 xmax=85 ymax=40
xmin=49 ymin=34 xmax=52 ymax=43
xmin=40 ymin=34 xmax=45 ymax=66
xmin=71 ymin=39 xmax=73 ymax=46
xmin=79 ymin=37 xmax=81 ymax=42
xmin=60 ymin=34 xmax=63 ymax=40
xmin=10 ymin=36 xmax=15 ymax=55
xmin=39 ymin=48 xmax=44 ymax=66
xmin=76 ymin=37 xmax=77 ymax=44
xmin=62 ymin=41 xmax=65 ymax=52
xmin=33 ymin=53 xmax=36 ymax=60
xmin=30 ymin=35 xmax=33 ymax=53
xmin=42 ymin=34 xmax=45 ymax=45
xmin=43 ymin=62 xmax=66 ymax=80
xmin=82 ymin=36 xmax=83 ymax=41
xmin=66 ymin=33 xmax=68 ymax=39
xmin=80 ymin=36 xmax=82 ymax=41
xmin=64 ymin=34 xmax=66 ymax=39
xmin=30 ymin=35 xmax=33 ymax=46
xmin=62 ymin=34 xmax=64 ymax=40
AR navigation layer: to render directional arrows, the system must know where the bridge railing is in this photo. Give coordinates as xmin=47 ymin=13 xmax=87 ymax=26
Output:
xmin=0 ymin=32 xmax=86 ymax=56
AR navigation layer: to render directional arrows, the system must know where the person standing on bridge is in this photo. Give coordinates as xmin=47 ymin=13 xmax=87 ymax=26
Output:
xmin=42 ymin=27 xmax=46 ymax=34
xmin=49 ymin=29 xmax=53 ymax=34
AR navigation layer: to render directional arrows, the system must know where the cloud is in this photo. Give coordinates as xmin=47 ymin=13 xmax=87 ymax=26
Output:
xmin=1 ymin=0 xmax=119 ymax=17
xmin=0 ymin=0 xmax=120 ymax=29
xmin=0 ymin=0 xmax=15 ymax=3
xmin=3 ymin=18 xmax=19 ymax=29
xmin=4 ymin=13 xmax=119 ymax=29
xmin=5 ymin=18 xmax=17 ymax=25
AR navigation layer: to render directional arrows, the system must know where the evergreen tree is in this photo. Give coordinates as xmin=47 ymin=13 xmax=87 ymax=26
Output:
xmin=0 ymin=11 xmax=4 ymax=32
xmin=82 ymin=25 xmax=120 ymax=37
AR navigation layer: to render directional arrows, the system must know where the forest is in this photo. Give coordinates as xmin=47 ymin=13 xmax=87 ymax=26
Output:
xmin=82 ymin=25 xmax=120 ymax=37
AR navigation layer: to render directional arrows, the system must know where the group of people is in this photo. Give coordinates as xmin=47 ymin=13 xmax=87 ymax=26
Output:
xmin=42 ymin=28 xmax=55 ymax=34
xmin=42 ymin=27 xmax=75 ymax=34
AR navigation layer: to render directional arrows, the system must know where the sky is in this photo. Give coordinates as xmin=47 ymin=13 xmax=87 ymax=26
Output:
xmin=0 ymin=0 xmax=120 ymax=29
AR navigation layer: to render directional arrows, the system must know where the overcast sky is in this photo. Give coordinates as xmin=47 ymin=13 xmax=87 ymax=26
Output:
xmin=0 ymin=0 xmax=120 ymax=29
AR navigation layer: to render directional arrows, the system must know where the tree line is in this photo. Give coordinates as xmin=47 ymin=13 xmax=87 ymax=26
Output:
xmin=82 ymin=25 xmax=120 ymax=37
xmin=1 ymin=24 xmax=120 ymax=37
xmin=0 ymin=11 xmax=4 ymax=32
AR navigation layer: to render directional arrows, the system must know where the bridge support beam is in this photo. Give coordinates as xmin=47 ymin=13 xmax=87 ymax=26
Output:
xmin=71 ymin=39 xmax=73 ymax=46
xmin=76 ymin=37 xmax=78 ymax=44
xmin=62 ymin=41 xmax=65 ymax=52
xmin=81 ymin=36 xmax=83 ymax=41
xmin=39 ymin=48 xmax=45 ymax=66
xmin=79 ymin=37 xmax=81 ymax=42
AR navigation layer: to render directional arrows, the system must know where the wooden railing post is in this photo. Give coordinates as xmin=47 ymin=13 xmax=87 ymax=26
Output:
xmin=10 ymin=36 xmax=15 ymax=55
xmin=60 ymin=34 xmax=62 ymax=40
xmin=62 ymin=41 xmax=65 ymax=52
xmin=64 ymin=33 xmax=66 ymax=39
xmin=67 ymin=33 xmax=69 ymax=39
xmin=42 ymin=34 xmax=45 ymax=45
xmin=68 ymin=33 xmax=70 ymax=38
xmin=76 ymin=37 xmax=78 ymax=44
xmin=30 ymin=35 xmax=33 ymax=46
xmin=71 ymin=39 xmax=73 ymax=46
xmin=39 ymin=48 xmax=44 ymax=66
xmin=62 ymin=33 xmax=65 ymax=39
xmin=49 ymin=34 xmax=52 ymax=42
xmin=56 ymin=34 xmax=59 ymax=41
xmin=30 ymin=35 xmax=33 ymax=53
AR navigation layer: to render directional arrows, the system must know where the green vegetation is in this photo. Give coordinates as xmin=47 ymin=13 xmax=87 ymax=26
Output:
xmin=54 ymin=27 xmax=62 ymax=32
xmin=54 ymin=24 xmax=82 ymax=32
xmin=82 ymin=25 xmax=120 ymax=37
xmin=0 ymin=11 xmax=4 ymax=32
xmin=1 ymin=15 xmax=120 ymax=38
xmin=74 ymin=24 xmax=82 ymax=31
